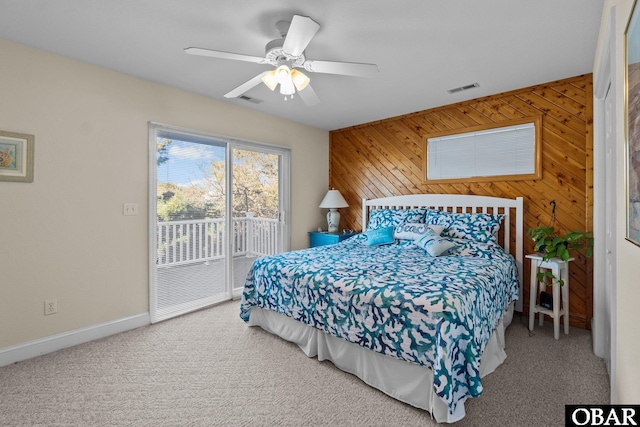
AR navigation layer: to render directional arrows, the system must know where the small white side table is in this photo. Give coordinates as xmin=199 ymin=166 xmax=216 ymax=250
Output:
xmin=526 ymin=254 xmax=574 ymax=339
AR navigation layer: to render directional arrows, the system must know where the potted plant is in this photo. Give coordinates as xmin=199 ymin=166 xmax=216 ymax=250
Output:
xmin=526 ymin=225 xmax=594 ymax=285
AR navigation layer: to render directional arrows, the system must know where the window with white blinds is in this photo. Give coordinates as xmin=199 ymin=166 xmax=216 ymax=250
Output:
xmin=425 ymin=118 xmax=541 ymax=182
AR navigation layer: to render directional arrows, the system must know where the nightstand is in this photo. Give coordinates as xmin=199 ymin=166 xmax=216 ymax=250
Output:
xmin=309 ymin=231 xmax=356 ymax=248
xmin=526 ymin=254 xmax=574 ymax=339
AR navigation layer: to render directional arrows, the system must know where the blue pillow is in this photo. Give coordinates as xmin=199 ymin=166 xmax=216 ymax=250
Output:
xmin=365 ymin=226 xmax=395 ymax=246
xmin=424 ymin=210 xmax=503 ymax=243
xmin=367 ymin=208 xmax=426 ymax=231
xmin=413 ymin=234 xmax=456 ymax=257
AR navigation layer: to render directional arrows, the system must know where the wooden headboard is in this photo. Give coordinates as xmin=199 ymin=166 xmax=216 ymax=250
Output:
xmin=362 ymin=194 xmax=524 ymax=312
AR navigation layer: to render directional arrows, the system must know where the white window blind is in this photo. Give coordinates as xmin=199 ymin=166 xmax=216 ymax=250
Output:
xmin=426 ymin=122 xmax=536 ymax=180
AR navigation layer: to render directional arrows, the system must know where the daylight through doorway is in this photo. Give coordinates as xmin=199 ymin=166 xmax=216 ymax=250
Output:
xmin=148 ymin=124 xmax=290 ymax=323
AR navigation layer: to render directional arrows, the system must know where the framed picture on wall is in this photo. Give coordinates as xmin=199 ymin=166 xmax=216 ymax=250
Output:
xmin=0 ymin=130 xmax=34 ymax=183
xmin=626 ymin=0 xmax=640 ymax=246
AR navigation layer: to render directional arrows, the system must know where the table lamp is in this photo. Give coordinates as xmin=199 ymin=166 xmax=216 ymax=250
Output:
xmin=319 ymin=189 xmax=348 ymax=233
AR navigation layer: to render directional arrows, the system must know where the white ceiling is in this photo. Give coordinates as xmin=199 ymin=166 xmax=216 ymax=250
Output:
xmin=0 ymin=0 xmax=603 ymax=131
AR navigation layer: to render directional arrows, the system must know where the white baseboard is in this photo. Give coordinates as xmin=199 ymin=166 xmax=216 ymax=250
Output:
xmin=0 ymin=312 xmax=150 ymax=367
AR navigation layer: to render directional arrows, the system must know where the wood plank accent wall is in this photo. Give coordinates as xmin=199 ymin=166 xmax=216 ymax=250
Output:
xmin=329 ymin=74 xmax=594 ymax=329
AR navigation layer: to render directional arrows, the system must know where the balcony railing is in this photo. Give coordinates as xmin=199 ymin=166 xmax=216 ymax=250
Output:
xmin=156 ymin=213 xmax=280 ymax=268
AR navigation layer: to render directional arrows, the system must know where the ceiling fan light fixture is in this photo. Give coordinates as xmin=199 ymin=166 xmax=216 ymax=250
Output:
xmin=261 ymin=70 xmax=278 ymax=91
xmin=291 ymin=69 xmax=310 ymax=91
xmin=275 ymin=64 xmax=292 ymax=85
xmin=279 ymin=79 xmax=295 ymax=96
xmin=187 ymin=13 xmax=380 ymax=106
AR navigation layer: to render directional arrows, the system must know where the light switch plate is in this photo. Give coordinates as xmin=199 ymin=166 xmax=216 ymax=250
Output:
xmin=123 ymin=203 xmax=138 ymax=216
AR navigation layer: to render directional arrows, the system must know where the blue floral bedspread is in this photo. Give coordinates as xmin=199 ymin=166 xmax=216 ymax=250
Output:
xmin=239 ymin=234 xmax=519 ymax=415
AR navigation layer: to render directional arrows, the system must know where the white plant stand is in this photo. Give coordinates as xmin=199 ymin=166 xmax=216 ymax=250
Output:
xmin=526 ymin=254 xmax=574 ymax=339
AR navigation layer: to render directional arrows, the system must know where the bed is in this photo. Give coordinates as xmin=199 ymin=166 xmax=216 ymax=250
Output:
xmin=240 ymin=194 xmax=523 ymax=423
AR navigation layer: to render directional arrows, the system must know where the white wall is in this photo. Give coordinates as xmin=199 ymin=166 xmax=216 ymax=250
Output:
xmin=0 ymin=38 xmax=328 ymax=350
xmin=594 ymin=0 xmax=640 ymax=404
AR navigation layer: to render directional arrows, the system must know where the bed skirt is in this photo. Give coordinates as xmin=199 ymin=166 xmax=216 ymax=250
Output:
xmin=247 ymin=302 xmax=514 ymax=423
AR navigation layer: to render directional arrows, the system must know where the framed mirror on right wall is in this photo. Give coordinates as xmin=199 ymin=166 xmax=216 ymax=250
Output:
xmin=626 ymin=0 xmax=640 ymax=246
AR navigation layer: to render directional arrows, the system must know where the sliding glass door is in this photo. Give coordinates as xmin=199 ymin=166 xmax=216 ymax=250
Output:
xmin=230 ymin=146 xmax=286 ymax=296
xmin=149 ymin=124 xmax=290 ymax=323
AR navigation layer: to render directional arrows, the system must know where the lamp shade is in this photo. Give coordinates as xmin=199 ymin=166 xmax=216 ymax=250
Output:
xmin=261 ymin=70 xmax=278 ymax=91
xmin=319 ymin=190 xmax=348 ymax=209
xmin=291 ymin=69 xmax=310 ymax=91
xmin=279 ymin=78 xmax=296 ymax=96
xmin=274 ymin=65 xmax=291 ymax=84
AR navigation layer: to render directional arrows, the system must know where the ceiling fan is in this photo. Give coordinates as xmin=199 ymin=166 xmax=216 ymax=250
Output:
xmin=185 ymin=15 xmax=379 ymax=106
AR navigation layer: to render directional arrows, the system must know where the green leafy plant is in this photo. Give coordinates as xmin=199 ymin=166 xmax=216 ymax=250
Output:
xmin=526 ymin=225 xmax=594 ymax=285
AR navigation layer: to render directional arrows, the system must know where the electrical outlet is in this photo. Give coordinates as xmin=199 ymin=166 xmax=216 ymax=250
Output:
xmin=44 ymin=299 xmax=57 ymax=315
xmin=123 ymin=203 xmax=138 ymax=216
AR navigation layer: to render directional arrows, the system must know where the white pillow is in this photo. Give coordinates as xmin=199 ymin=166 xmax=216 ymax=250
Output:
xmin=394 ymin=223 xmax=444 ymax=240
xmin=413 ymin=234 xmax=456 ymax=257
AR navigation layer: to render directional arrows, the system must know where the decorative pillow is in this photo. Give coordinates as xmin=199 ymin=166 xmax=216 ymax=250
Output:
xmin=393 ymin=223 xmax=444 ymax=240
xmin=424 ymin=209 xmax=503 ymax=243
xmin=366 ymin=208 xmax=426 ymax=231
xmin=364 ymin=226 xmax=396 ymax=246
xmin=413 ymin=233 xmax=456 ymax=257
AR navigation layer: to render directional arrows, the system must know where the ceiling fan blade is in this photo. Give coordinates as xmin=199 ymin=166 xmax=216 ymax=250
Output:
xmin=303 ymin=60 xmax=379 ymax=77
xmin=297 ymin=84 xmax=320 ymax=106
xmin=224 ymin=72 xmax=270 ymax=98
xmin=282 ymin=15 xmax=320 ymax=57
xmin=185 ymin=47 xmax=265 ymax=64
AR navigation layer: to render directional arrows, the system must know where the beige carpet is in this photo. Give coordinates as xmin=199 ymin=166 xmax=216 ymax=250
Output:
xmin=0 ymin=301 xmax=609 ymax=426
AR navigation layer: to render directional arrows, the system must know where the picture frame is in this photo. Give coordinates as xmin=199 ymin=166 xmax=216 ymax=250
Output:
xmin=0 ymin=130 xmax=34 ymax=183
xmin=626 ymin=0 xmax=640 ymax=246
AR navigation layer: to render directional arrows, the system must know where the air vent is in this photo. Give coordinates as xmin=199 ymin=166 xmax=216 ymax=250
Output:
xmin=238 ymin=95 xmax=263 ymax=104
xmin=447 ymin=82 xmax=480 ymax=94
